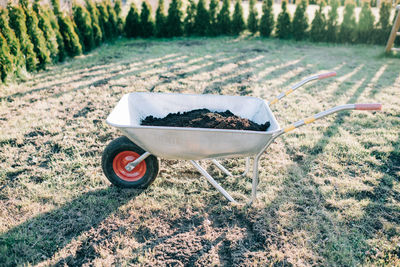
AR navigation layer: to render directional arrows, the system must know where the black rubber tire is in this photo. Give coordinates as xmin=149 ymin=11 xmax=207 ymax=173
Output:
xmin=101 ymin=136 xmax=159 ymax=188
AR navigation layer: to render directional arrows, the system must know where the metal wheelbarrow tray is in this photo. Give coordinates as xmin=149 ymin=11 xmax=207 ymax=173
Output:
xmin=106 ymin=92 xmax=281 ymax=160
xmin=102 ymin=71 xmax=382 ymax=204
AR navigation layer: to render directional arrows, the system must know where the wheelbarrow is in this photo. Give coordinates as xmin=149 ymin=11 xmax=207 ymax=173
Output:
xmin=102 ymin=71 xmax=382 ymax=204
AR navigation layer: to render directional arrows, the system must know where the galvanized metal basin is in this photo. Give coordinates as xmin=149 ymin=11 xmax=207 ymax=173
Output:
xmin=106 ymin=92 xmax=281 ymax=160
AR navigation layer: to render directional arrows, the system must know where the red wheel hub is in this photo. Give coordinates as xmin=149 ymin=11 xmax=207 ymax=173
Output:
xmin=113 ymin=151 xmax=147 ymax=181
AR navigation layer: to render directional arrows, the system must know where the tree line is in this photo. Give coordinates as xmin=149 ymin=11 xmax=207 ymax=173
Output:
xmin=124 ymin=0 xmax=397 ymax=43
xmin=0 ymin=0 xmax=398 ymax=83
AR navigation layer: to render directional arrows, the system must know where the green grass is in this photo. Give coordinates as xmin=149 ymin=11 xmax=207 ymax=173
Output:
xmin=0 ymin=36 xmax=399 ymax=266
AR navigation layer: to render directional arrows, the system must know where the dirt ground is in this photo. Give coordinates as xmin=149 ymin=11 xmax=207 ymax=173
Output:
xmin=0 ymin=37 xmax=399 ymax=266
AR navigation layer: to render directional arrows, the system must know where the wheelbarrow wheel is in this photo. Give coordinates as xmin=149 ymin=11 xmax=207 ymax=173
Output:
xmin=102 ymin=136 xmax=159 ymax=188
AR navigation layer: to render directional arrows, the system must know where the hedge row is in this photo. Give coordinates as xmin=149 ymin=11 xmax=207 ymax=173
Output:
xmin=0 ymin=0 xmax=398 ymax=83
xmin=125 ymin=0 xmax=394 ymax=43
xmin=309 ymin=0 xmax=399 ymax=8
xmin=0 ymin=0 xmax=123 ymax=83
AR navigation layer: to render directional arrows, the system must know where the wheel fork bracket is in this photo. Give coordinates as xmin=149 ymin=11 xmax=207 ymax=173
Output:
xmin=125 ymin=151 xmax=151 ymax=171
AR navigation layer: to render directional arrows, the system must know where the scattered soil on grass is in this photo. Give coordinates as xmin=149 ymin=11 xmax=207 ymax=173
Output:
xmin=124 ymin=42 xmax=155 ymax=48
xmin=90 ymin=78 xmax=109 ymax=88
xmin=73 ymin=102 xmax=95 ymax=118
xmin=240 ymin=48 xmax=269 ymax=53
xmin=141 ymin=109 xmax=270 ymax=131
xmin=177 ymin=40 xmax=204 ymax=46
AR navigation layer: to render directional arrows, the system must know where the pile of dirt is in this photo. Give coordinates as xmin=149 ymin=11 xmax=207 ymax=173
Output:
xmin=141 ymin=109 xmax=270 ymax=131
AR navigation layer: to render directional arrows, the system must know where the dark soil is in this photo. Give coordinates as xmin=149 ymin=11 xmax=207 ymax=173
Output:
xmin=141 ymin=109 xmax=270 ymax=131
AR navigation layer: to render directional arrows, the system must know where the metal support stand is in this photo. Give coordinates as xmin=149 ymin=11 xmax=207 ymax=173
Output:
xmin=242 ymin=157 xmax=250 ymax=177
xmin=190 ymin=160 xmax=238 ymax=204
xmin=248 ymin=137 xmax=277 ymax=205
xmin=190 ymin=157 xmax=265 ymax=205
xmin=210 ymin=157 xmax=250 ymax=177
xmin=191 ymin=158 xmax=261 ymax=205
xmin=191 ymin=136 xmax=278 ymax=205
xmin=211 ymin=159 xmax=233 ymax=177
xmin=249 ymin=155 xmax=261 ymax=205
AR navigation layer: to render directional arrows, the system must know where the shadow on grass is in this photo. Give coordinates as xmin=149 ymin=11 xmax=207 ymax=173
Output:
xmin=16 ymin=51 xmax=236 ymax=103
xmin=0 ymin=187 xmax=143 ymax=266
xmin=247 ymin=61 xmax=399 ymax=265
xmin=382 ymin=51 xmax=400 ymax=59
xmin=0 ymin=53 xmax=185 ymax=102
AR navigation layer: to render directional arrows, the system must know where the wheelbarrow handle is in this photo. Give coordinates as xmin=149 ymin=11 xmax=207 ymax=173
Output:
xmin=355 ymin=103 xmax=382 ymax=110
xmin=269 ymin=71 xmax=337 ymax=106
xmin=280 ymin=103 xmax=382 ymax=134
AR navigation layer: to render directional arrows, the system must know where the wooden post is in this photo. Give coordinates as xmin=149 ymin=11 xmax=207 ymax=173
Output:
xmin=385 ymin=5 xmax=400 ymax=53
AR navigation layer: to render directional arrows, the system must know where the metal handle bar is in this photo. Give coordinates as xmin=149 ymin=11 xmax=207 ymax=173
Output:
xmin=248 ymin=102 xmax=380 ymax=205
xmin=278 ymin=103 xmax=382 ymax=135
xmin=268 ymin=71 xmax=337 ymax=106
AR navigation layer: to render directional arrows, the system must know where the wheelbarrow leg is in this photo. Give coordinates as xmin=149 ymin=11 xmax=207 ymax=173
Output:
xmin=247 ymin=137 xmax=277 ymax=205
xmin=241 ymin=157 xmax=250 ymax=177
xmin=249 ymin=155 xmax=261 ymax=205
xmin=210 ymin=157 xmax=250 ymax=177
xmin=211 ymin=159 xmax=233 ymax=177
xmin=190 ymin=160 xmax=238 ymax=204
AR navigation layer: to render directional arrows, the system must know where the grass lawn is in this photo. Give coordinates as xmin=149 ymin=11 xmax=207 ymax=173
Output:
xmin=0 ymin=37 xmax=399 ymax=266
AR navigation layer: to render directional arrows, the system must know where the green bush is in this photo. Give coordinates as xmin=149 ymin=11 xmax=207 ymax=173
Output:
xmin=114 ymin=0 xmax=124 ymax=35
xmin=0 ymin=8 xmax=23 ymax=69
xmin=232 ymin=0 xmax=245 ymax=35
xmin=124 ymin=2 xmax=140 ymax=38
xmin=374 ymin=0 xmax=391 ymax=45
xmin=326 ymin=0 xmax=339 ymax=42
xmin=276 ymin=0 xmax=291 ymax=39
xmin=184 ymin=0 xmax=197 ymax=36
xmin=217 ymin=0 xmax=231 ymax=35
xmin=140 ymin=0 xmax=154 ymax=37
xmin=292 ymin=0 xmax=309 ymax=41
xmin=32 ymin=2 xmax=58 ymax=62
xmin=73 ymin=3 xmax=95 ymax=52
xmin=97 ymin=2 xmax=111 ymax=40
xmin=106 ymin=0 xmax=118 ymax=39
xmin=155 ymin=0 xmax=167 ymax=37
xmin=247 ymin=0 xmax=258 ymax=34
xmin=52 ymin=0 xmax=82 ymax=57
xmin=310 ymin=0 xmax=326 ymax=42
xmin=377 ymin=0 xmax=391 ymax=30
xmin=0 ymin=32 xmax=13 ymax=82
xmin=194 ymin=0 xmax=210 ymax=36
xmin=260 ymin=0 xmax=274 ymax=37
xmin=21 ymin=0 xmax=51 ymax=70
xmin=167 ymin=0 xmax=184 ymax=37
xmin=208 ymin=0 xmax=219 ymax=36
xmin=51 ymin=0 xmax=61 ymax=14
xmin=57 ymin=15 xmax=82 ymax=57
xmin=85 ymin=0 xmax=102 ymax=46
xmin=338 ymin=0 xmax=356 ymax=43
xmin=114 ymin=0 xmax=122 ymax=17
xmin=357 ymin=1 xmax=375 ymax=44
xmin=46 ymin=5 xmax=65 ymax=61
xmin=8 ymin=4 xmax=37 ymax=71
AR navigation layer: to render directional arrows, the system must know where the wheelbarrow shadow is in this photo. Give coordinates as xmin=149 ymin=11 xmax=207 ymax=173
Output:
xmin=0 ymin=187 xmax=143 ymax=266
